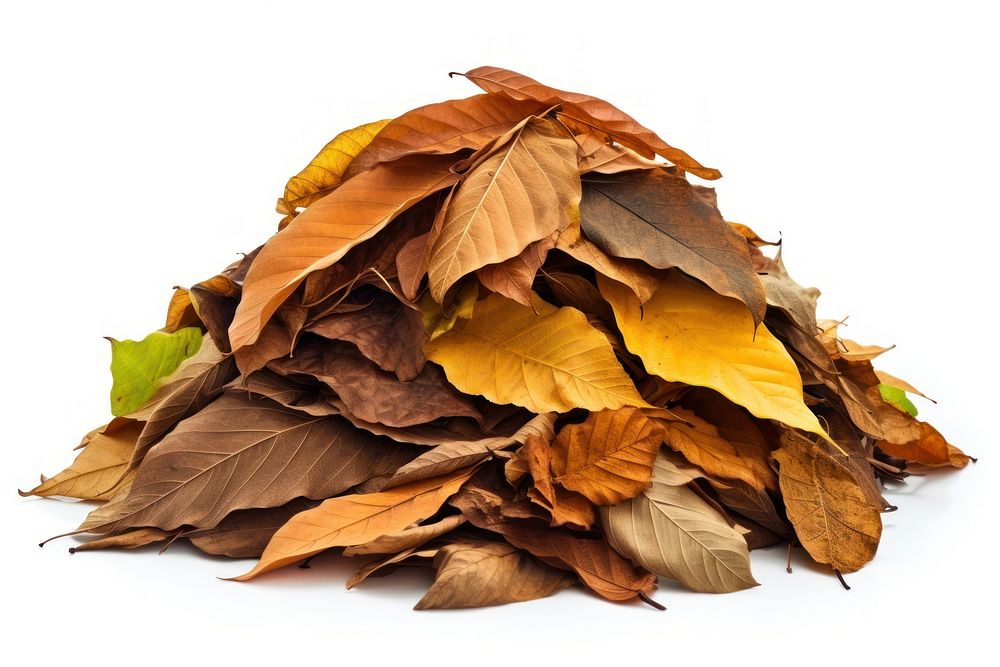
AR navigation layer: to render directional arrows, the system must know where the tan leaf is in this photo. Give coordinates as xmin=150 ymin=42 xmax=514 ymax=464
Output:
xmin=385 ymin=412 xmax=557 ymax=488
xmin=877 ymin=420 xmax=970 ymax=468
xmin=70 ymin=528 xmax=174 ymax=553
xmin=476 ymin=233 xmax=557 ymax=307
xmin=425 ymin=292 xmax=649 ymax=414
xmin=231 ymin=466 xmax=478 ymax=580
xmin=415 ymin=541 xmax=574 ymax=609
xmin=600 ymin=451 xmax=759 ymax=593
xmin=426 ymin=116 xmax=580 ymax=302
xmin=20 ymin=419 xmax=141 ymax=500
xmin=186 ymin=499 xmax=319 ymax=558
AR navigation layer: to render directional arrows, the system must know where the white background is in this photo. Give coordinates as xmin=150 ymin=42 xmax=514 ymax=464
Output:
xmin=2 ymin=1 xmax=997 ymax=665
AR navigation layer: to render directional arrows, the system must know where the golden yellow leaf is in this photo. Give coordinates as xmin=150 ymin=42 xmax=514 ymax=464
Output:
xmin=231 ymin=466 xmax=477 ymax=580
xmin=279 ymin=119 xmax=390 ymax=213
xmin=426 ymin=116 xmax=580 ymax=302
xmin=425 ymin=292 xmax=649 ymax=413
xmin=599 ymin=272 xmax=831 ymax=443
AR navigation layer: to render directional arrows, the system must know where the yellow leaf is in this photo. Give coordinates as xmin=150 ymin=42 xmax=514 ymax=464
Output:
xmin=231 ymin=466 xmax=477 ymax=580
xmin=279 ymin=119 xmax=390 ymax=212
xmin=425 ymin=292 xmax=649 ymax=413
xmin=426 ymin=116 xmax=580 ymax=302
xmin=600 ymin=272 xmax=831 ymax=443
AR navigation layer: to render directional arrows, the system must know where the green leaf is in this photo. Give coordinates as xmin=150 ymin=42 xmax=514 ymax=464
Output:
xmin=878 ymin=383 xmax=918 ymax=417
xmin=108 ymin=327 xmax=203 ymax=416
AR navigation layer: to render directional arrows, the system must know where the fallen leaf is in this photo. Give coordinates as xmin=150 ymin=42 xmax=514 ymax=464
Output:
xmin=232 ymin=466 xmax=478 ymax=580
xmin=600 ymin=272 xmax=830 ymax=443
xmin=108 ymin=327 xmax=203 ymax=416
xmin=581 ymin=170 xmax=765 ymax=324
xmin=415 ymin=541 xmax=574 ymax=609
xmin=426 ymin=116 xmax=580 ymax=302
xmin=601 ymin=450 xmax=759 ymax=593
xmin=426 ymin=292 xmax=649 ymax=413
xmin=773 ymin=436 xmax=882 ymax=574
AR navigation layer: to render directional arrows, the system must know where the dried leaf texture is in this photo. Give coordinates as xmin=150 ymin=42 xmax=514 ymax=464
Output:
xmin=85 ymin=392 xmax=415 ymax=534
xmin=230 ymin=157 xmax=458 ymax=352
xmin=233 ymin=467 xmax=477 ymax=580
xmin=426 ymin=292 xmax=648 ymax=413
xmin=426 ymin=117 xmax=580 ymax=302
xmin=415 ymin=541 xmax=574 ymax=609
xmin=601 ymin=452 xmax=759 ymax=593
xmin=774 ymin=437 xmax=882 ymax=574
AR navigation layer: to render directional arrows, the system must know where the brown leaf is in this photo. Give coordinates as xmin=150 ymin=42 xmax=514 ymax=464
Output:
xmin=70 ymin=528 xmax=174 ymax=553
xmin=554 ymin=223 xmax=662 ymax=304
xmin=126 ymin=337 xmax=237 ymax=465
xmin=305 ymin=290 xmax=426 ymax=382
xmin=582 ymin=170 xmax=766 ymax=324
xmin=385 ymin=412 xmax=557 ymax=488
xmin=426 ymin=116 xmax=580 ymax=302
xmin=232 ymin=466 xmax=478 ymax=580
xmin=476 ymin=233 xmax=557 ymax=307
xmin=877 ymin=420 xmax=970 ymax=468
xmin=543 ymin=270 xmax=616 ymax=325
xmin=344 ymin=515 xmax=466 ymax=557
xmin=541 ymin=408 xmax=663 ymax=506
xmin=345 ymin=94 xmax=546 ymax=178
xmin=773 ymin=436 xmax=882 ymax=574
xmin=757 ymin=248 xmax=821 ymax=334
xmin=459 ymin=66 xmax=720 ymax=180
xmin=81 ymin=391 xmax=416 ymax=534
xmin=451 ymin=485 xmax=658 ymax=603
xmin=186 ymin=499 xmax=319 ymax=558
xmin=271 ymin=337 xmax=480 ymax=428
xmin=229 ymin=156 xmax=458 ymax=351
xmin=346 ymin=547 xmax=440 ymax=589
xmin=515 ymin=433 xmax=596 ymax=529
xmin=415 ymin=541 xmax=574 ymax=609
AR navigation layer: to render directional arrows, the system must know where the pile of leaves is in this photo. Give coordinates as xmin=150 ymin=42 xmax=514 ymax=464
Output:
xmin=24 ymin=67 xmax=972 ymax=610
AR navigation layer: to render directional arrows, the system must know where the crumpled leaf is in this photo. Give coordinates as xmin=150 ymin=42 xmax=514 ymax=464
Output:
xmin=230 ymin=156 xmax=458 ymax=351
xmin=459 ymin=66 xmax=720 ymax=180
